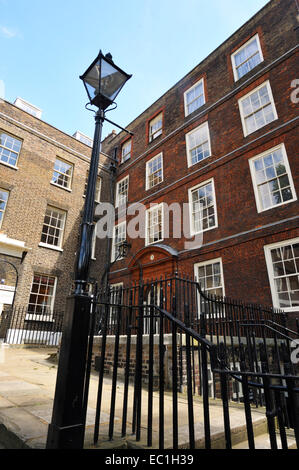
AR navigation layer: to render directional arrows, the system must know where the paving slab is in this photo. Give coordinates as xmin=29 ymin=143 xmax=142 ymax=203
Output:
xmin=0 ymin=346 xmax=294 ymax=450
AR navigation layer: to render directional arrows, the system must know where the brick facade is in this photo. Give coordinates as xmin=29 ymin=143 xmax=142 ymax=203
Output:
xmin=102 ymin=0 xmax=299 ymax=329
xmin=0 ymin=99 xmax=111 ymax=316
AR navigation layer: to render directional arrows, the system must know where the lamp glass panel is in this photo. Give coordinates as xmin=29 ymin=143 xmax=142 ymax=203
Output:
xmin=100 ymin=59 xmax=127 ymax=101
xmin=84 ymin=60 xmax=101 ymax=99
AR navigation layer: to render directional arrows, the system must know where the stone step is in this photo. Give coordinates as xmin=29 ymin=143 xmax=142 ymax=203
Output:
xmin=233 ymin=429 xmax=297 ymax=449
xmin=88 ymin=411 xmax=268 ymax=450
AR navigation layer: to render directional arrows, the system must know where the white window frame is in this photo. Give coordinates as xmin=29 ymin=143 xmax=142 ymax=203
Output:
xmin=26 ymin=273 xmax=57 ymax=322
xmin=91 ymin=224 xmax=97 ymax=260
xmin=121 ymin=139 xmax=132 ymax=163
xmin=185 ymin=121 xmax=211 ymax=168
xmin=115 ymin=176 xmax=129 ymax=208
xmin=238 ymin=80 xmax=278 ymax=137
xmin=145 ymin=153 xmax=164 ymax=190
xmin=194 ymin=257 xmax=225 ymax=296
xmin=51 ymin=157 xmax=73 ymax=191
xmin=188 ymin=178 xmax=218 ymax=235
xmin=231 ymin=34 xmax=264 ymax=82
xmin=111 ymin=221 xmax=127 ymax=262
xmin=0 ymin=188 xmax=9 ymax=229
xmin=149 ymin=113 xmax=163 ymax=142
xmin=184 ymin=78 xmax=205 ymax=116
xmin=39 ymin=206 xmax=66 ymax=251
xmin=194 ymin=257 xmax=225 ymax=318
xmin=249 ymin=144 xmax=297 ymax=213
xmin=84 ymin=175 xmax=102 ymax=203
xmin=264 ymin=237 xmax=299 ymax=313
xmin=108 ymin=282 xmax=124 ymax=330
xmin=145 ymin=203 xmax=164 ymax=246
xmin=0 ymin=131 xmax=22 ymax=169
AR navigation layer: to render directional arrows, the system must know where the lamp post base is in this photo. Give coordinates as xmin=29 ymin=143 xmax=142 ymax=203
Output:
xmin=46 ymin=293 xmax=91 ymax=449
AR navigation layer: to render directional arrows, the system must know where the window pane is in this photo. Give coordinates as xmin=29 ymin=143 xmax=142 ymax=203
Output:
xmin=147 ymin=154 xmax=163 ymax=188
xmin=196 ymin=261 xmax=224 ymax=298
xmin=149 ymin=114 xmax=162 ymax=142
xmin=187 ymin=124 xmax=210 ymax=166
xmin=191 ymin=182 xmax=216 ymax=233
xmin=0 ymin=189 xmax=9 ymax=227
xmin=52 ymin=158 xmax=73 ymax=189
xmin=0 ymin=132 xmax=22 ymax=167
xmin=117 ymin=177 xmax=129 ymax=207
xmin=28 ymin=274 xmax=56 ymax=315
xmin=41 ymin=207 xmax=65 ymax=247
xmin=122 ymin=140 xmax=131 ymax=162
xmin=270 ymin=241 xmax=299 ymax=309
xmin=147 ymin=206 xmax=163 ymax=244
xmin=241 ymin=83 xmax=276 ymax=135
xmin=234 ymin=36 xmax=262 ymax=80
xmin=186 ymin=80 xmax=205 ymax=115
xmin=252 ymin=147 xmax=294 ymax=210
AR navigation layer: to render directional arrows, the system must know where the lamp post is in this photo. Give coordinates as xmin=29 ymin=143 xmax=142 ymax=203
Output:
xmin=46 ymin=51 xmax=131 ymax=449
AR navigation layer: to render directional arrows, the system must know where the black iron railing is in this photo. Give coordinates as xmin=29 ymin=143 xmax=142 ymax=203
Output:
xmin=0 ymin=306 xmax=64 ymax=346
xmin=87 ymin=275 xmax=299 ymax=449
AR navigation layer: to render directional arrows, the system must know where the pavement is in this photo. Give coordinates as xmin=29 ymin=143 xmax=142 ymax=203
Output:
xmin=0 ymin=344 xmax=296 ymax=450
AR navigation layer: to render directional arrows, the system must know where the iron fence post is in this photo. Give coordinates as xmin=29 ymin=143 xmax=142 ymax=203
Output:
xmin=219 ymin=342 xmax=232 ymax=449
xmin=46 ymin=294 xmax=91 ymax=448
xmin=200 ymin=312 xmax=211 ymax=449
xmin=46 ymin=110 xmax=103 ymax=449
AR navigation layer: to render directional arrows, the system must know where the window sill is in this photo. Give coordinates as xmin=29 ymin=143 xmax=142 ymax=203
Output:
xmin=145 ymin=239 xmax=164 ymax=247
xmin=25 ymin=314 xmax=55 ymax=322
xmin=146 ymin=181 xmax=164 ymax=191
xmin=0 ymin=160 xmax=19 ymax=170
xmin=256 ymin=198 xmax=297 ymax=214
xmin=187 ymin=154 xmax=211 ymax=169
xmin=275 ymin=306 xmax=299 ymax=313
xmin=190 ymin=224 xmax=218 ymax=237
xmin=148 ymin=135 xmax=162 ymax=145
xmin=243 ymin=117 xmax=279 ymax=138
xmin=38 ymin=242 xmax=63 ymax=252
xmin=184 ymin=103 xmax=206 ymax=118
xmin=82 ymin=195 xmax=101 ymax=203
xmin=120 ymin=158 xmax=130 ymax=165
xmin=50 ymin=182 xmax=72 ymax=192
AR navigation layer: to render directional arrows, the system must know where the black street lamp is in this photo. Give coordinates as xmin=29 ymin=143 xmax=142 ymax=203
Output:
xmin=46 ymin=52 xmax=131 ymax=449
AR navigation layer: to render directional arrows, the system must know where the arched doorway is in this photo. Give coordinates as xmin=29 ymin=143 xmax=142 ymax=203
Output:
xmin=127 ymin=244 xmax=178 ymax=334
xmin=128 ymin=243 xmax=178 ymax=283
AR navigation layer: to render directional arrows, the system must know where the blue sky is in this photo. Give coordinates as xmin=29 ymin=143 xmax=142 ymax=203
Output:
xmin=0 ymin=0 xmax=269 ymax=140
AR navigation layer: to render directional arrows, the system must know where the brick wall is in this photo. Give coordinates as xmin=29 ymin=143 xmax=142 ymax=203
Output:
xmin=102 ymin=0 xmax=299 ymax=327
xmin=0 ymin=100 xmax=111 ymax=313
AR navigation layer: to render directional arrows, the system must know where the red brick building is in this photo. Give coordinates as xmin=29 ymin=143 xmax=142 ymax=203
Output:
xmin=102 ymin=0 xmax=299 ymax=329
